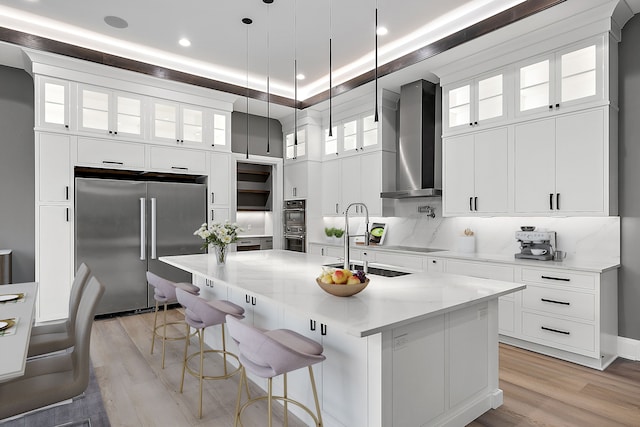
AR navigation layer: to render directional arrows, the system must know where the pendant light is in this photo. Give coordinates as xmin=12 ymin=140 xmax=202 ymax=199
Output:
xmin=264 ymin=0 xmax=273 ymax=153
xmin=374 ymin=2 xmax=379 ymax=122
xmin=329 ymin=0 xmax=333 ymax=137
xmin=242 ymin=17 xmax=252 ymax=159
xmin=293 ymin=0 xmax=298 ymax=151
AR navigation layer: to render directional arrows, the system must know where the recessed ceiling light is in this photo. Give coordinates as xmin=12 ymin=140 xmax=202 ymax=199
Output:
xmin=376 ymin=26 xmax=388 ymax=36
xmin=104 ymin=16 xmax=128 ymax=29
xmin=179 ymin=38 xmax=191 ymax=47
xmin=296 ymin=74 xmax=305 ymax=80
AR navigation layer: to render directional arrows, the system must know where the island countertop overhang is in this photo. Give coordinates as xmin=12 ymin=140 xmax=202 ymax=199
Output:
xmin=161 ymin=250 xmax=525 ymax=338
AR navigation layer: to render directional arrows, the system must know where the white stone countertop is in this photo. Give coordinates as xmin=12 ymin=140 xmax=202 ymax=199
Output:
xmin=310 ymin=241 xmax=620 ymax=273
xmin=236 ymin=235 xmax=273 ymax=239
xmin=161 ymin=250 xmax=524 ymax=338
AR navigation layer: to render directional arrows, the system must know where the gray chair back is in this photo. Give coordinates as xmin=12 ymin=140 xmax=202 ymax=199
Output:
xmin=71 ymin=276 xmax=104 ymax=386
xmin=68 ymin=263 xmax=92 ymax=330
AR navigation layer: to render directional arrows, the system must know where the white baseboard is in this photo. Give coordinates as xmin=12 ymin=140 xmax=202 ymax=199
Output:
xmin=617 ymin=336 xmax=640 ymax=361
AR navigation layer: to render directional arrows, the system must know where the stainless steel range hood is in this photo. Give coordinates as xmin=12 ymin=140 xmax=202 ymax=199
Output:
xmin=380 ymin=80 xmax=442 ymax=199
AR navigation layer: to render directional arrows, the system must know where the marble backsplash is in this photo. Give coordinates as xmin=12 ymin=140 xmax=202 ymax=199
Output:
xmin=322 ymin=198 xmax=620 ymax=263
xmin=236 ymin=211 xmax=274 ymax=236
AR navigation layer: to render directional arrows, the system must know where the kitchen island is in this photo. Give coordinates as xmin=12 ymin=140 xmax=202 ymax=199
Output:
xmin=161 ymin=250 xmax=525 ymax=427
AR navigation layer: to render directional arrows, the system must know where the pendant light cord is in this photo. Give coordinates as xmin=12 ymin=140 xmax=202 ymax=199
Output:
xmin=294 ymin=0 xmax=298 ymax=148
xmin=266 ymin=1 xmax=271 ymax=153
xmin=374 ymin=4 xmax=379 ymax=122
xmin=243 ymin=18 xmax=252 ymax=159
xmin=329 ymin=0 xmax=333 ymax=137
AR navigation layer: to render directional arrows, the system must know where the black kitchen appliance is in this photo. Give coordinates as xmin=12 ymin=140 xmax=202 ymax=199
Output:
xmin=283 ymin=200 xmax=306 ymax=252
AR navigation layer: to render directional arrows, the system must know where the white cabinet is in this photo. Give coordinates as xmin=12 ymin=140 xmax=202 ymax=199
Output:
xmin=323 ymin=113 xmax=386 ymax=159
xmin=444 ymin=69 xmax=508 ymax=132
xmin=284 ymin=128 xmax=307 ymax=161
xmin=516 ymin=38 xmax=604 ymax=117
xmin=77 ymin=84 xmax=145 ymax=139
xmin=76 ymin=137 xmax=145 ymax=169
xmin=321 ymin=159 xmax=342 ymax=215
xmin=442 ymin=258 xmax=517 ymax=336
xmin=308 ymin=243 xmax=343 ymax=258
xmin=322 ymin=151 xmax=393 ymax=216
xmin=37 ymin=133 xmax=71 ymax=203
xmin=152 ymin=100 xmax=206 ymax=147
xmin=209 ymin=152 xmax=230 ymax=206
xmin=210 ymin=207 xmax=229 ymax=223
xmin=148 ymin=146 xmax=206 ymax=174
xmin=284 ymin=160 xmax=320 ymax=200
xmin=36 ymin=76 xmax=72 ymax=131
xmin=514 ymin=108 xmax=607 ymax=215
xmin=443 ymin=127 xmax=509 ymax=216
xmin=36 ymin=205 xmax=72 ymax=321
xmin=282 ymin=309 xmax=369 ymax=427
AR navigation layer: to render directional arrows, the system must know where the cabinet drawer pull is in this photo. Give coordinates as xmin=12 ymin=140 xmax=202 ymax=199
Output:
xmin=251 ymin=296 xmax=256 ymax=306
xmin=211 ymin=192 xmax=215 ymax=204
xmin=549 ymin=193 xmax=554 ymax=210
xmin=65 ymin=186 xmax=69 ymax=200
xmin=310 ymin=319 xmax=316 ymax=331
xmin=541 ymin=298 xmax=570 ymax=306
xmin=474 ymin=196 xmax=478 ymax=211
xmin=469 ymin=197 xmax=473 ymax=211
xmin=171 ymin=166 xmax=188 ymax=171
xmin=66 ymin=207 xmax=69 ymax=222
xmin=102 ymin=160 xmax=124 ymax=165
xmin=556 ymin=193 xmax=560 ymax=210
xmin=245 ymin=294 xmax=250 ymax=304
xmin=541 ymin=326 xmax=570 ymax=335
xmin=321 ymin=324 xmax=327 ymax=336
xmin=541 ymin=275 xmax=570 ymax=282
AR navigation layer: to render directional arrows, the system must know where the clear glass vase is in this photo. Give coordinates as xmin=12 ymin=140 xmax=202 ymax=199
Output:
xmin=214 ymin=245 xmax=227 ymax=265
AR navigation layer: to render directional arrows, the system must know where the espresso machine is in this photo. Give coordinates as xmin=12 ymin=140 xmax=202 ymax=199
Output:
xmin=515 ymin=230 xmax=556 ymax=261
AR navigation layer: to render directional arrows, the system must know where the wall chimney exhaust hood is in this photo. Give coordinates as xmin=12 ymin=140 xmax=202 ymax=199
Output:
xmin=380 ymin=79 xmax=442 ymax=199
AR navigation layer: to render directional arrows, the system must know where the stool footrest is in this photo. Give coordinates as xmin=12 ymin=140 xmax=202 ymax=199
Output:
xmin=184 ymin=349 xmax=241 ymax=381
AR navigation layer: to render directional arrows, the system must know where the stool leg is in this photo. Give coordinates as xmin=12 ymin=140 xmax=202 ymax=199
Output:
xmin=268 ymin=377 xmax=273 ymax=427
xmin=199 ymin=328 xmax=205 ymax=419
xmin=161 ymin=302 xmax=168 ymax=369
xmin=221 ymin=323 xmax=228 ymax=376
xmin=234 ymin=367 xmax=246 ymax=427
xmin=151 ymin=300 xmax=159 ymax=355
xmin=309 ymin=366 xmax=323 ymax=427
xmin=284 ymin=372 xmax=289 ymax=427
xmin=180 ymin=322 xmax=189 ymax=393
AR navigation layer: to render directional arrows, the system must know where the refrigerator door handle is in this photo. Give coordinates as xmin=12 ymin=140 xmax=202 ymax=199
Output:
xmin=151 ymin=197 xmax=157 ymax=260
xmin=140 ymin=197 xmax=146 ymax=260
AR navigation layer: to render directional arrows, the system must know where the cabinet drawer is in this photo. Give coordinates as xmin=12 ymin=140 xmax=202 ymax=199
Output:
xmin=522 ymin=286 xmax=595 ymax=321
xmin=352 ymin=248 xmax=376 ymax=263
xmin=375 ymin=251 xmax=423 ymax=271
xmin=426 ymin=257 xmax=445 ymax=273
xmin=522 ymin=311 xmax=595 ymax=354
xmin=77 ymin=138 xmax=145 ymax=168
xmin=445 ymin=259 xmax=515 ymax=282
xmin=521 ymin=268 xmax=595 ymax=290
xmin=149 ymin=146 xmax=207 ymax=174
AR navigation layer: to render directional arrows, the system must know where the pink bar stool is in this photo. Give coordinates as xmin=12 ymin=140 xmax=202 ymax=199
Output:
xmin=226 ymin=315 xmax=326 ymax=427
xmin=176 ymin=288 xmax=245 ymax=418
xmin=146 ymin=271 xmax=200 ymax=368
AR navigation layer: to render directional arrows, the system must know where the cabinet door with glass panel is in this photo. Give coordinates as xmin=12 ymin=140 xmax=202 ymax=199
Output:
xmin=323 ymin=113 xmax=379 ymax=159
xmin=516 ymin=38 xmax=603 ymax=117
xmin=152 ymin=99 xmax=207 ymax=147
xmin=78 ymin=84 xmax=146 ymax=140
xmin=36 ymin=76 xmax=72 ymax=131
xmin=207 ymin=110 xmax=229 ymax=151
xmin=444 ymin=70 xmax=507 ymax=133
xmin=284 ymin=128 xmax=307 ymax=161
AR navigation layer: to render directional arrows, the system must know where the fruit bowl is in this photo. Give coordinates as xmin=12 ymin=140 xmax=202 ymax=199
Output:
xmin=316 ymin=278 xmax=369 ymax=297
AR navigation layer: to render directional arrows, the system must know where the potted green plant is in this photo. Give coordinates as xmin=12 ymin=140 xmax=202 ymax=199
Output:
xmin=333 ymin=228 xmax=345 ymax=244
xmin=324 ymin=227 xmax=336 ymax=243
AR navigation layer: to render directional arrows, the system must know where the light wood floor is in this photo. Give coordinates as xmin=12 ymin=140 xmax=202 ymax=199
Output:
xmin=91 ymin=308 xmax=640 ymax=427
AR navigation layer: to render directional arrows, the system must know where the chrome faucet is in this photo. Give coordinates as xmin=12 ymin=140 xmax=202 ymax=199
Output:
xmin=343 ymin=202 xmax=370 ymax=274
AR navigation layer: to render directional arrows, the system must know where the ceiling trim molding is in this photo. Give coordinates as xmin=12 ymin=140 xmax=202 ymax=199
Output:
xmin=0 ymin=0 xmax=564 ymax=111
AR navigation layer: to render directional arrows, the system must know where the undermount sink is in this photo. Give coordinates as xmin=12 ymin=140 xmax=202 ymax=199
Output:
xmin=323 ymin=263 xmax=412 ymax=277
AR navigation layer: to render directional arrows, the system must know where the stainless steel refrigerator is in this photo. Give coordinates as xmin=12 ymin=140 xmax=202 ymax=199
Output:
xmin=75 ymin=177 xmax=206 ymax=315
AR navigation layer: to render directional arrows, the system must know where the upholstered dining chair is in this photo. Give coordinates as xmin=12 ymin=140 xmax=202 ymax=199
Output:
xmin=27 ymin=262 xmax=92 ymax=358
xmin=0 ymin=276 xmax=105 ymax=420
xmin=146 ymin=271 xmax=200 ymax=369
xmin=225 ymin=314 xmax=326 ymax=427
xmin=176 ymin=288 xmax=245 ymax=418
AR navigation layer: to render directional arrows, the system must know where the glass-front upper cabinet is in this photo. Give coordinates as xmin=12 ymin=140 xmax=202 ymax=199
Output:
xmin=444 ymin=70 xmax=507 ymax=133
xmin=342 ymin=118 xmax=358 ymax=154
xmin=323 ymin=125 xmax=338 ymax=157
xmin=37 ymin=76 xmax=71 ymax=131
xmin=211 ymin=112 xmax=228 ymax=149
xmin=78 ymin=84 xmax=145 ymax=139
xmin=152 ymin=100 xmax=206 ymax=147
xmin=284 ymin=128 xmax=306 ymax=161
xmin=516 ymin=38 xmax=603 ymax=116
